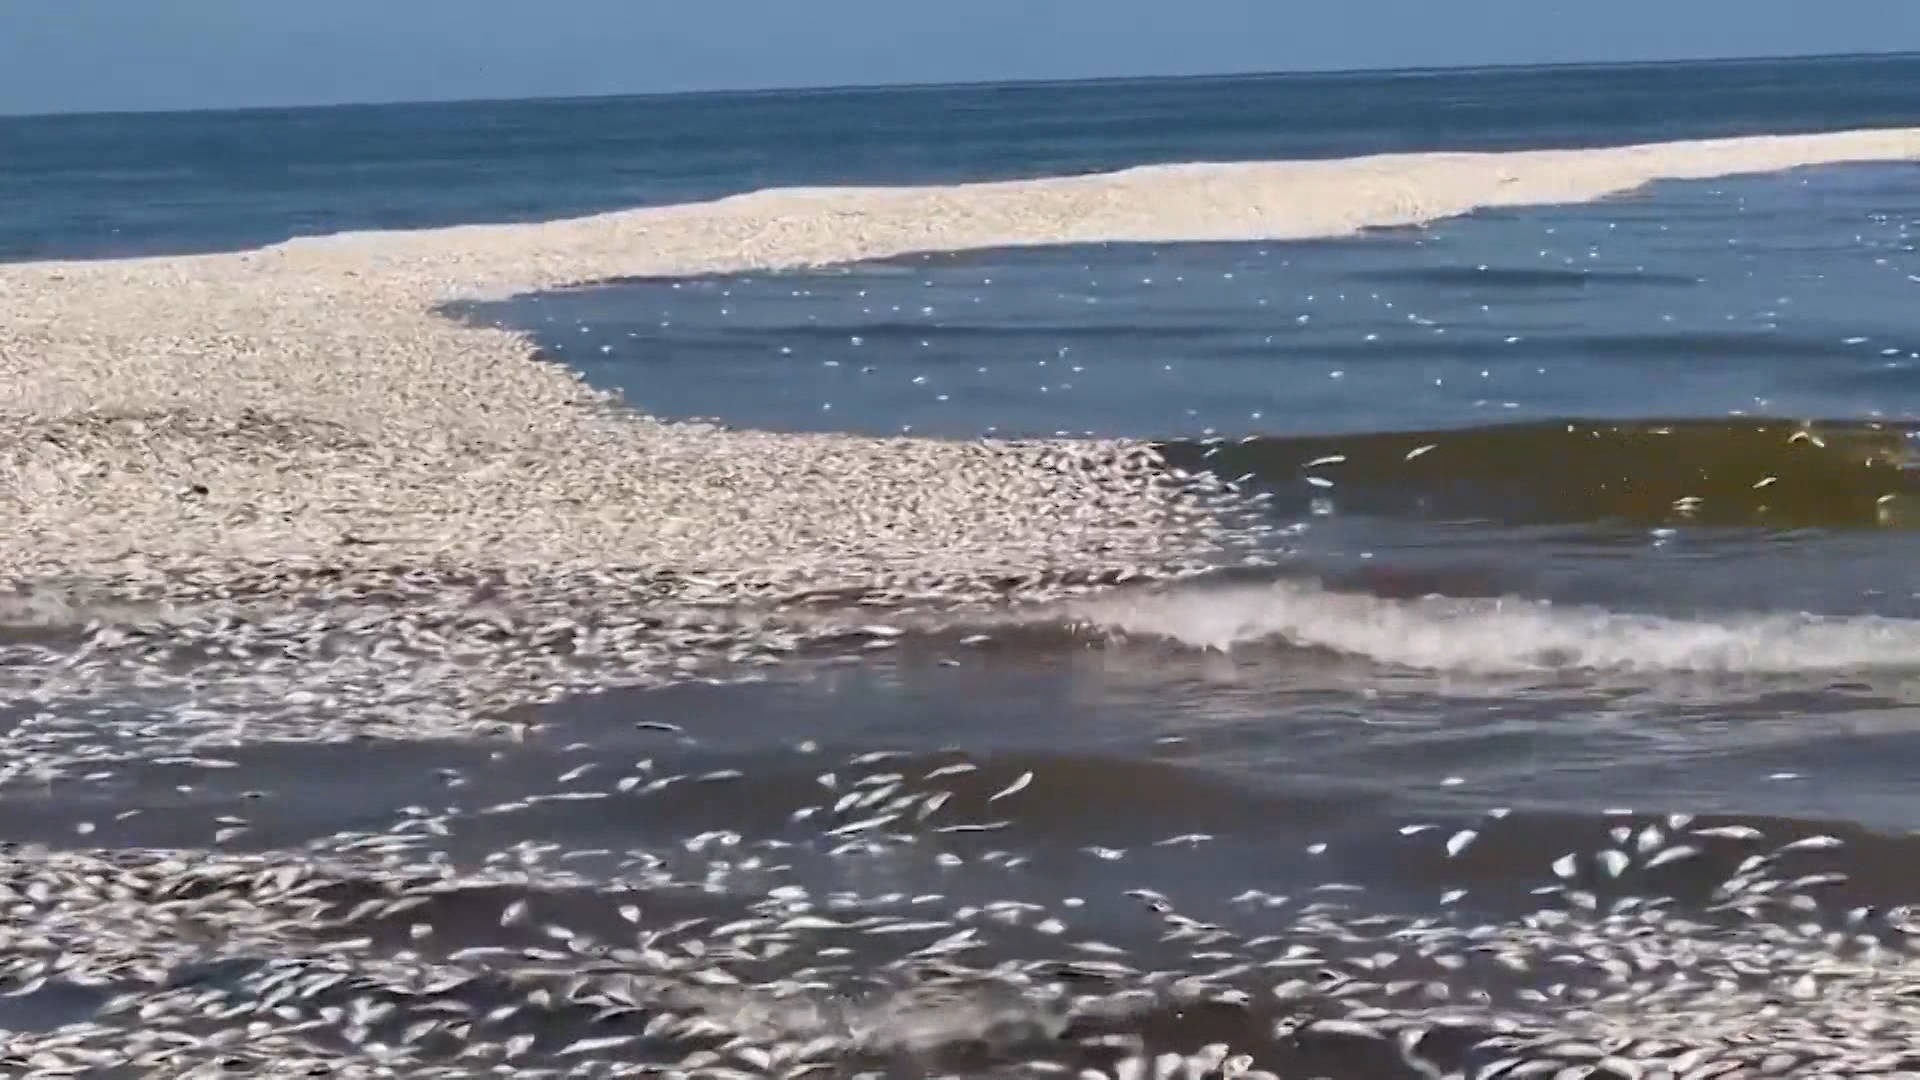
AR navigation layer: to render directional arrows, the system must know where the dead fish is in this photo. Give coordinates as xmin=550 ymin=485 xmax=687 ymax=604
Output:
xmin=1692 ymin=825 xmax=1764 ymax=841
xmin=1776 ymin=834 xmax=1844 ymax=854
xmin=989 ymin=771 xmax=1034 ymax=802
xmin=1645 ymin=845 xmax=1701 ymax=869
xmin=1308 ymin=1018 xmax=1385 ymax=1041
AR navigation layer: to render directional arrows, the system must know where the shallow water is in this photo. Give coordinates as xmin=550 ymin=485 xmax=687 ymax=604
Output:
xmin=10 ymin=66 xmax=1920 ymax=1078
xmin=7 ymin=643 xmax=1920 ymax=1074
xmin=463 ymin=163 xmax=1920 ymax=440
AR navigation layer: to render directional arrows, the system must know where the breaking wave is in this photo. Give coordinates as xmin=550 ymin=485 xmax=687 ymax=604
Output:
xmin=1072 ymin=580 xmax=1920 ymax=674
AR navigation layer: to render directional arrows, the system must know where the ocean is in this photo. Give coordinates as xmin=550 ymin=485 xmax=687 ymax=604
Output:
xmin=6 ymin=52 xmax=1920 ymax=261
xmin=7 ymin=53 xmax=1920 ymax=1078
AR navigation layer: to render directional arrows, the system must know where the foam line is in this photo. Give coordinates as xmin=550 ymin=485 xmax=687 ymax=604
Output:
xmin=1077 ymin=580 xmax=1920 ymax=673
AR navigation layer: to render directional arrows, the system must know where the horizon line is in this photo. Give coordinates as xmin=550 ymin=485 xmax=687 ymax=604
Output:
xmin=4 ymin=47 xmax=1917 ymax=122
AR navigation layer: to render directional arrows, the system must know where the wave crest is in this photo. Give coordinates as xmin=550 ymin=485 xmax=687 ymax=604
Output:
xmin=1073 ymin=581 xmax=1920 ymax=674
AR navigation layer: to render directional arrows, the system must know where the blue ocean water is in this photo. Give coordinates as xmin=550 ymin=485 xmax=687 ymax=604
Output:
xmin=464 ymin=164 xmax=1920 ymax=442
xmin=3 ymin=52 xmax=1919 ymax=261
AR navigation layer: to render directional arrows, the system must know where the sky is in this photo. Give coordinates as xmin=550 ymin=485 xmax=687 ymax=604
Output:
xmin=3 ymin=0 xmax=1920 ymax=116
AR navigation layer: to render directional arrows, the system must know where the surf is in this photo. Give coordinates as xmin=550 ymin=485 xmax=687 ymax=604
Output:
xmin=1070 ymin=578 xmax=1920 ymax=674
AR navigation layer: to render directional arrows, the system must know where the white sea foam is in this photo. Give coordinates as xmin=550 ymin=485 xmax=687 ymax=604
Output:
xmin=1076 ymin=581 xmax=1920 ymax=674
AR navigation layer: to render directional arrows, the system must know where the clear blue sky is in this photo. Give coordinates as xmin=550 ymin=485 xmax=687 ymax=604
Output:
xmin=4 ymin=0 xmax=1919 ymax=116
